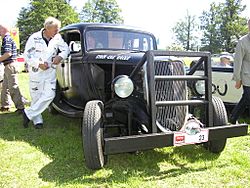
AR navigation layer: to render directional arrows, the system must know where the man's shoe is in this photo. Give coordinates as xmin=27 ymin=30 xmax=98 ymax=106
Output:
xmin=0 ymin=107 xmax=10 ymax=112
xmin=22 ymin=111 xmax=30 ymax=128
xmin=15 ymin=109 xmax=24 ymax=115
xmin=34 ymin=123 xmax=43 ymax=129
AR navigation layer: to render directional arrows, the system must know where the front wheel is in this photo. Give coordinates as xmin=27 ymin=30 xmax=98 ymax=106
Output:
xmin=82 ymin=100 xmax=107 ymax=170
xmin=203 ymin=96 xmax=228 ymax=153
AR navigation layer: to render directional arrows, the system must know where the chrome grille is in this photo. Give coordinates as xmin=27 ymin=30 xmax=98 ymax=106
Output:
xmin=154 ymin=60 xmax=187 ymax=131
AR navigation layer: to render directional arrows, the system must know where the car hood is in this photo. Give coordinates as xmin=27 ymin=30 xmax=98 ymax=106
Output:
xmin=84 ymin=51 xmax=146 ymax=65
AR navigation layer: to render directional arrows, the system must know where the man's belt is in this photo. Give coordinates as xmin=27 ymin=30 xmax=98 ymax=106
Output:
xmin=3 ymin=60 xmax=15 ymax=66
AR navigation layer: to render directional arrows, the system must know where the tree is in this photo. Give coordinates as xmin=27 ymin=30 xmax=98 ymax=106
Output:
xmin=172 ymin=11 xmax=199 ymax=51
xmin=80 ymin=0 xmax=123 ymax=24
xmin=166 ymin=43 xmax=185 ymax=51
xmin=199 ymin=0 xmax=247 ymax=53
xmin=199 ymin=3 xmax=222 ymax=53
xmin=17 ymin=0 xmax=80 ymax=52
xmin=220 ymin=0 xmax=247 ymax=52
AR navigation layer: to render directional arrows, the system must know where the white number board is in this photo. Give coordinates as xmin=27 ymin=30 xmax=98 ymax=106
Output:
xmin=173 ymin=129 xmax=209 ymax=146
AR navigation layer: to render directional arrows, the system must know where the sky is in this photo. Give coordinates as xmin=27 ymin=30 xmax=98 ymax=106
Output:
xmin=1 ymin=0 xmax=249 ymax=48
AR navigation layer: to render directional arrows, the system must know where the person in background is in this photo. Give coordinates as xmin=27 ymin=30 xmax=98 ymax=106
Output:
xmin=219 ymin=54 xmax=232 ymax=67
xmin=230 ymin=19 xmax=250 ymax=124
xmin=86 ymin=32 xmax=103 ymax=50
xmin=86 ymin=32 xmax=96 ymax=50
xmin=0 ymin=24 xmax=24 ymax=113
xmin=23 ymin=17 xmax=69 ymax=129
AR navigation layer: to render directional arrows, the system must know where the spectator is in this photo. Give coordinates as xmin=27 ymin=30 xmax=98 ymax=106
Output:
xmin=86 ymin=32 xmax=103 ymax=50
xmin=219 ymin=54 xmax=232 ymax=67
xmin=23 ymin=17 xmax=69 ymax=129
xmin=230 ymin=19 xmax=250 ymax=124
xmin=0 ymin=24 xmax=24 ymax=113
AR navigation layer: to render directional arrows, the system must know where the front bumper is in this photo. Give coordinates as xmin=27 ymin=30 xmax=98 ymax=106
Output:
xmin=104 ymin=124 xmax=248 ymax=155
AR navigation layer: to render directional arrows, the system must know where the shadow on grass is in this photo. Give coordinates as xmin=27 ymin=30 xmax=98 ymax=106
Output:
xmin=0 ymin=111 xmax=224 ymax=186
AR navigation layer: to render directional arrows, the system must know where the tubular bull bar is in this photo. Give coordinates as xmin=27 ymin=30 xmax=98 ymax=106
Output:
xmin=104 ymin=124 xmax=248 ymax=155
xmin=104 ymin=50 xmax=248 ymax=155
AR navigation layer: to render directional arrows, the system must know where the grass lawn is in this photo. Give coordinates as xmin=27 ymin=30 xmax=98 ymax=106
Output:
xmin=0 ymin=73 xmax=250 ymax=188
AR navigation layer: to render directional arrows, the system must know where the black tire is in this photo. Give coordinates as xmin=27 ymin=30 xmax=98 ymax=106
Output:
xmin=203 ymin=96 xmax=228 ymax=153
xmin=82 ymin=100 xmax=106 ymax=170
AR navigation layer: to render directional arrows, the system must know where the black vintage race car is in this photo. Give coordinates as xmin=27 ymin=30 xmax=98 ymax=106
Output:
xmin=51 ymin=23 xmax=248 ymax=170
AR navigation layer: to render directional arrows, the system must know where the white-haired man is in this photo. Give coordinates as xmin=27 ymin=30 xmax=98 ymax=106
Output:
xmin=230 ymin=19 xmax=250 ymax=124
xmin=23 ymin=17 xmax=69 ymax=129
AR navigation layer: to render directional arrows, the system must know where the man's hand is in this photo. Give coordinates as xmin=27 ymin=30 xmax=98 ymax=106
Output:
xmin=235 ymin=80 xmax=242 ymax=89
xmin=38 ymin=62 xmax=49 ymax=70
xmin=0 ymin=52 xmax=11 ymax=62
xmin=52 ymin=55 xmax=63 ymax=65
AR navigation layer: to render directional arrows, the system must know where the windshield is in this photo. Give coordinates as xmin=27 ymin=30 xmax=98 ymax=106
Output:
xmin=85 ymin=29 xmax=155 ymax=51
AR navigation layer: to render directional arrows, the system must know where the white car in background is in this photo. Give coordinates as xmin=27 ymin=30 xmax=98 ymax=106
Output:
xmin=210 ymin=53 xmax=241 ymax=106
xmin=211 ymin=66 xmax=241 ymax=106
xmin=192 ymin=53 xmax=242 ymax=109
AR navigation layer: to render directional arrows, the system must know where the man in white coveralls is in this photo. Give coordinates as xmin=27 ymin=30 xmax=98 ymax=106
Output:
xmin=23 ymin=17 xmax=69 ymax=129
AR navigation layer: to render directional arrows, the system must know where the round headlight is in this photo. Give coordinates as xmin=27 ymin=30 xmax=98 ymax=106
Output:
xmin=113 ymin=75 xmax=134 ymax=98
xmin=195 ymin=80 xmax=205 ymax=95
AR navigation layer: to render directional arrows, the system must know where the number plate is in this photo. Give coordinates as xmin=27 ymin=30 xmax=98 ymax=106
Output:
xmin=173 ymin=129 xmax=209 ymax=146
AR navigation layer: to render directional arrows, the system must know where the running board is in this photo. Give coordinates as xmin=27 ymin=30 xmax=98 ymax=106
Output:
xmin=52 ymin=101 xmax=83 ymax=118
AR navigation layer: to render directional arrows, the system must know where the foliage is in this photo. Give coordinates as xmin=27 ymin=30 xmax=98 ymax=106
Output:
xmin=165 ymin=43 xmax=185 ymax=51
xmin=80 ymin=0 xmax=123 ymax=24
xmin=16 ymin=0 xmax=80 ymax=52
xmin=220 ymin=0 xmax=247 ymax=52
xmin=199 ymin=3 xmax=223 ymax=53
xmin=172 ymin=0 xmax=248 ymax=53
xmin=199 ymin=0 xmax=247 ymax=53
xmin=172 ymin=11 xmax=199 ymax=51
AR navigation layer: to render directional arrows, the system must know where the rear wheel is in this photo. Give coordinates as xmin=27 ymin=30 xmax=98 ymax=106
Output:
xmin=82 ymin=100 xmax=107 ymax=170
xmin=48 ymin=104 xmax=58 ymax=115
xmin=203 ymin=96 xmax=228 ymax=153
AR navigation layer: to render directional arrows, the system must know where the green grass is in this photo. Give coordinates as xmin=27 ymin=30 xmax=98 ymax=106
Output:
xmin=0 ymin=73 xmax=250 ymax=188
